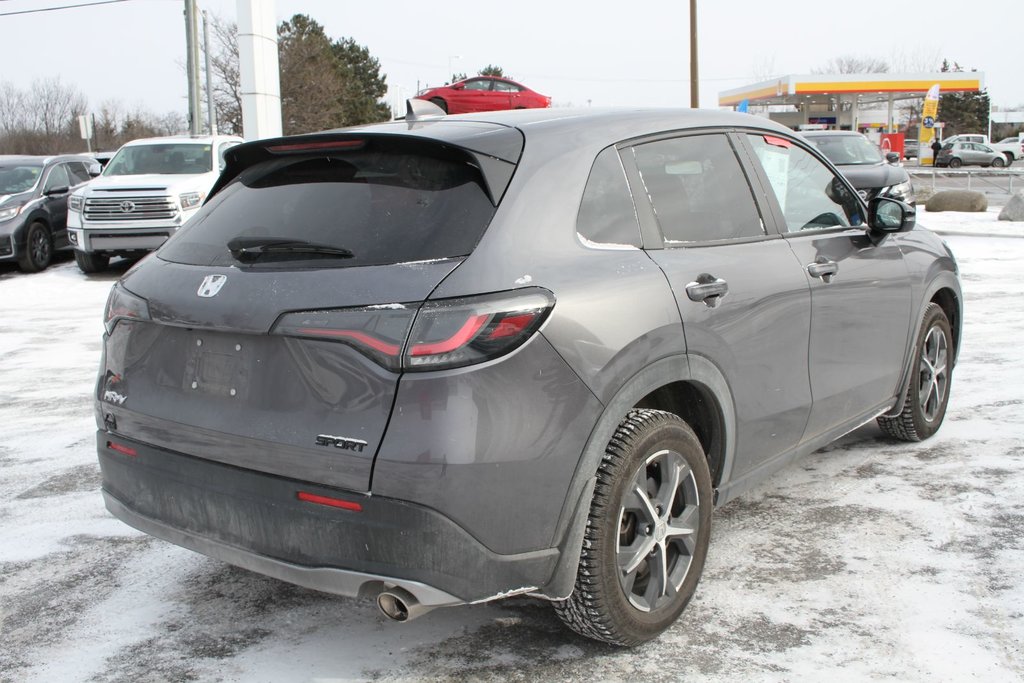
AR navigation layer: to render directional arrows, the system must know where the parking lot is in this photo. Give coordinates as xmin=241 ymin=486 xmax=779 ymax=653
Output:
xmin=1 ymin=209 xmax=1023 ymax=682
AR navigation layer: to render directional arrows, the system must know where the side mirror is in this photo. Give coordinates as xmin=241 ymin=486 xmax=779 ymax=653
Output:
xmin=869 ymin=196 xmax=915 ymax=233
xmin=452 ymin=83 xmax=464 ymax=90
xmin=44 ymin=185 xmax=69 ymax=196
xmin=885 ymin=152 xmax=900 ymax=164
xmin=88 ymin=163 xmax=102 ymax=177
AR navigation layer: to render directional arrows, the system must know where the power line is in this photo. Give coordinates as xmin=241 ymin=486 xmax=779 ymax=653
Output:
xmin=0 ymin=0 xmax=131 ymax=17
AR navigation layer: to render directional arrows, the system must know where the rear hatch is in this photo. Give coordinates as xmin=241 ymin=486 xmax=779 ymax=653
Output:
xmin=100 ymin=130 xmax=521 ymax=492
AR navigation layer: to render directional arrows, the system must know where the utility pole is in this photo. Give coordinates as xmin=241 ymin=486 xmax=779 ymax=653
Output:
xmin=203 ymin=10 xmax=217 ymax=135
xmin=689 ymin=0 xmax=699 ymax=108
xmin=184 ymin=0 xmax=202 ymax=135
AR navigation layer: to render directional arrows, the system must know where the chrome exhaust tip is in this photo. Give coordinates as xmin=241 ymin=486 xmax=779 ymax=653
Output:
xmin=377 ymin=587 xmax=434 ymax=622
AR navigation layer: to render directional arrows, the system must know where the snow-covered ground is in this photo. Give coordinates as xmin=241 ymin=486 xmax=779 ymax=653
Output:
xmin=1 ymin=209 xmax=1022 ymax=682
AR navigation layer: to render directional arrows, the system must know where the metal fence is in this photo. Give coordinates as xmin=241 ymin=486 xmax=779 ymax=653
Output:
xmin=907 ymin=167 xmax=1024 ymax=195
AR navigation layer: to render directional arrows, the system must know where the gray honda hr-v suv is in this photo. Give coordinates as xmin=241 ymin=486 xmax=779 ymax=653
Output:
xmin=95 ymin=107 xmax=961 ymax=646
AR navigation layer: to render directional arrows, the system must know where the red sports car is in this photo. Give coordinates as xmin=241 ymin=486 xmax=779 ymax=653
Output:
xmin=416 ymin=76 xmax=551 ymax=114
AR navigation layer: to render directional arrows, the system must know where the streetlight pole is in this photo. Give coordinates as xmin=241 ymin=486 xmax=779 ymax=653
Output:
xmin=689 ymin=0 xmax=699 ymax=108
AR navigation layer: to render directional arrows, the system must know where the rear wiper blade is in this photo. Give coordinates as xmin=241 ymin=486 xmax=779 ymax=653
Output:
xmin=227 ymin=237 xmax=354 ymax=261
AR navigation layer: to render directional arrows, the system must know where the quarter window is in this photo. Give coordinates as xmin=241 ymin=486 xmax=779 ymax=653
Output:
xmin=577 ymin=146 xmax=642 ymax=248
xmin=747 ymin=134 xmax=863 ymax=232
xmin=632 ymin=134 xmax=764 ymax=243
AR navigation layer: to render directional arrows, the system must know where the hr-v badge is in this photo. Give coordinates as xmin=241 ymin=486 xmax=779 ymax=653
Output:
xmin=197 ymin=274 xmax=227 ymax=298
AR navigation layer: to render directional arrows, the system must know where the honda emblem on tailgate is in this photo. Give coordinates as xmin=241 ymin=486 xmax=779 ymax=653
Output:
xmin=197 ymin=274 xmax=227 ymax=298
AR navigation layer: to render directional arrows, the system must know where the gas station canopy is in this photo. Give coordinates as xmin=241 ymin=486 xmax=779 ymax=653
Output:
xmin=719 ymin=72 xmax=984 ymax=108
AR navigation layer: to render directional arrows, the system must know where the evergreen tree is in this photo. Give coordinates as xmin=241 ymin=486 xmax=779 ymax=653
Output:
xmin=937 ymin=59 xmax=990 ymax=137
xmin=479 ymin=65 xmax=506 ymax=77
xmin=332 ymin=37 xmax=391 ymax=125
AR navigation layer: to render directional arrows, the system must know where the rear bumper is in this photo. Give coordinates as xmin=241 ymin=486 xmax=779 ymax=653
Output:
xmin=97 ymin=432 xmax=560 ymax=604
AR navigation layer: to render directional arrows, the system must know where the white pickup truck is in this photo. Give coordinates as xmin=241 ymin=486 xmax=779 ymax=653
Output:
xmin=941 ymin=134 xmax=1024 ymax=165
xmin=67 ymin=134 xmax=241 ymax=272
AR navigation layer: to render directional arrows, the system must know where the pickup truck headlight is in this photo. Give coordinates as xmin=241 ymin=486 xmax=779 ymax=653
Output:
xmin=884 ymin=180 xmax=913 ymax=202
xmin=179 ymin=191 xmax=205 ymax=210
xmin=0 ymin=205 xmax=22 ymax=222
xmin=68 ymin=194 xmax=84 ymax=212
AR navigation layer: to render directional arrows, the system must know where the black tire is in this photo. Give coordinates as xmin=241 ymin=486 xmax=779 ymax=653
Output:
xmin=877 ymin=303 xmax=953 ymax=441
xmin=948 ymin=157 xmax=963 ymax=168
xmin=17 ymin=221 xmax=53 ymax=272
xmin=991 ymin=156 xmax=1006 ymax=168
xmin=74 ymin=250 xmax=110 ymax=274
xmin=554 ymin=409 xmax=713 ymax=646
xmin=1003 ymin=153 xmax=1014 ymax=166
xmin=429 ymin=97 xmax=448 ymax=114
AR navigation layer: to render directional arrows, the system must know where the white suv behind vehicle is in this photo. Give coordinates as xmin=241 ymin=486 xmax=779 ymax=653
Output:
xmin=68 ymin=135 xmax=241 ymax=272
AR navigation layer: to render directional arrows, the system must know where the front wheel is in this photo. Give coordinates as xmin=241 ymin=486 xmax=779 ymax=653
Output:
xmin=991 ymin=156 xmax=1006 ymax=168
xmin=877 ymin=303 xmax=953 ymax=441
xmin=554 ymin=409 xmax=713 ymax=646
xmin=429 ymin=97 xmax=448 ymax=114
xmin=74 ymin=250 xmax=110 ymax=274
xmin=18 ymin=221 xmax=53 ymax=272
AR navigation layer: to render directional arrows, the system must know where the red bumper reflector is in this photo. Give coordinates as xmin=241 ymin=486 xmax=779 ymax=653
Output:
xmin=107 ymin=441 xmax=137 ymax=457
xmin=297 ymin=491 xmax=363 ymax=511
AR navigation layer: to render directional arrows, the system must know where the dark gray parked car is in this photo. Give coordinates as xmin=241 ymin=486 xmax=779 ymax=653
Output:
xmin=0 ymin=154 xmax=98 ymax=271
xmin=95 ymin=108 xmax=961 ymax=646
xmin=801 ymin=130 xmax=914 ymax=204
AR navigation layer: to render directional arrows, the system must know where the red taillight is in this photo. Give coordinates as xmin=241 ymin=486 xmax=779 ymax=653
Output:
xmin=297 ymin=491 xmax=363 ymax=511
xmin=107 ymin=441 xmax=137 ymax=457
xmin=272 ymin=289 xmax=555 ymax=372
xmin=409 ymin=314 xmax=488 ymax=356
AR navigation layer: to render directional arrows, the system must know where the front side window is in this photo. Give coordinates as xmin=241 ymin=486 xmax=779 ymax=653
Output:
xmin=632 ymin=134 xmax=764 ymax=243
xmin=463 ymin=79 xmax=491 ymax=91
xmin=747 ymin=134 xmax=863 ymax=232
xmin=104 ymin=143 xmax=213 ymax=176
xmin=43 ymin=164 xmax=70 ymax=192
xmin=67 ymin=162 xmax=92 ymax=185
xmin=577 ymin=146 xmax=641 ymax=248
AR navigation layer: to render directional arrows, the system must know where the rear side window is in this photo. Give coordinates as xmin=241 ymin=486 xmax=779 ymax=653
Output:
xmin=577 ymin=146 xmax=642 ymax=248
xmin=631 ymin=133 xmax=764 ymax=243
xmin=159 ymin=139 xmax=497 ymax=269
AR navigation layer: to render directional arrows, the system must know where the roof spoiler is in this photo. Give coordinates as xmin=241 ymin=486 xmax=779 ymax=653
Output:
xmin=405 ymin=98 xmax=446 ymax=122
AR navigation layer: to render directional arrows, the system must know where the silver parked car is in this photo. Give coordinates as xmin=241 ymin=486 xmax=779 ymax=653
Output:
xmin=96 ymin=108 xmax=961 ymax=646
xmin=936 ymin=141 xmax=1006 ymax=167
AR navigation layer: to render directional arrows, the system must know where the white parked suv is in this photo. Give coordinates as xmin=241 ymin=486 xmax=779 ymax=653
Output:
xmin=68 ymin=135 xmax=242 ymax=272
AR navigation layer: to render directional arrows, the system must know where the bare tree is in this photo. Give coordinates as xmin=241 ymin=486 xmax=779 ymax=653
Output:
xmin=812 ymin=56 xmax=889 ymax=74
xmin=209 ymin=14 xmax=243 ymax=135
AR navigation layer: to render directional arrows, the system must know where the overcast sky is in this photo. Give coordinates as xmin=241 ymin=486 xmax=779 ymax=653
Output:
xmin=2 ymin=0 xmax=1021 ymax=121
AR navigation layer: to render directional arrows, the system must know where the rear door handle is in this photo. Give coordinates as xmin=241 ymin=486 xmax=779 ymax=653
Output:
xmin=807 ymin=258 xmax=838 ymax=283
xmin=686 ymin=274 xmax=729 ymax=308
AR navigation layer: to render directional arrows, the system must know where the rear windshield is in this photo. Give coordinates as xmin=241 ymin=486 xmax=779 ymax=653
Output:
xmin=158 ymin=139 xmax=497 ymax=269
xmin=104 ymin=143 xmax=213 ymax=176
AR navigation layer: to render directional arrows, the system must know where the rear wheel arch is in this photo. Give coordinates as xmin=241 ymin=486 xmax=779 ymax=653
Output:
xmin=540 ymin=354 xmax=734 ymax=600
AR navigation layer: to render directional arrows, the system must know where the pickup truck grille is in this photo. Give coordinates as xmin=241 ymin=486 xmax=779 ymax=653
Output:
xmin=84 ymin=196 xmax=177 ymax=221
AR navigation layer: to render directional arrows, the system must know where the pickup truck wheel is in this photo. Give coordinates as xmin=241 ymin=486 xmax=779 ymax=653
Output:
xmin=991 ymin=156 xmax=1006 ymax=168
xmin=553 ymin=409 xmax=712 ymax=646
xmin=74 ymin=250 xmax=110 ymax=274
xmin=18 ymin=221 xmax=53 ymax=272
xmin=877 ymin=303 xmax=953 ymax=442
xmin=1003 ymin=153 xmax=1014 ymax=166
